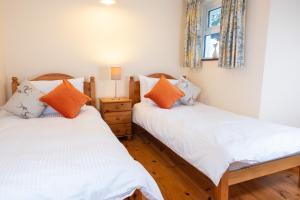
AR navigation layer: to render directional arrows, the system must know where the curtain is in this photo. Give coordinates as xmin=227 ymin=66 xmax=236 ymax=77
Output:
xmin=219 ymin=0 xmax=246 ymax=69
xmin=184 ymin=0 xmax=202 ymax=69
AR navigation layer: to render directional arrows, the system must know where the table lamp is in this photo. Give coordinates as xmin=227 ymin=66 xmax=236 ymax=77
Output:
xmin=111 ymin=67 xmax=122 ymax=99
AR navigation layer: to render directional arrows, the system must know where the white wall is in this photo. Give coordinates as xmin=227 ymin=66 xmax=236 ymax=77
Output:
xmin=259 ymin=0 xmax=300 ymax=127
xmin=2 ymin=0 xmax=184 ymax=98
xmin=0 ymin=0 xmax=6 ymax=105
xmin=3 ymin=0 xmax=299 ymax=127
xmin=185 ymin=0 xmax=271 ymax=117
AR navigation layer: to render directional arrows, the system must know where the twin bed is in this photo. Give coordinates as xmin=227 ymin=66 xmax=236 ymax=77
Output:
xmin=129 ymin=73 xmax=300 ymax=200
xmin=0 ymin=74 xmax=163 ymax=200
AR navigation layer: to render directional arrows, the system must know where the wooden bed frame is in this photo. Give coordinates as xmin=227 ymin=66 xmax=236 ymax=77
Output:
xmin=11 ymin=73 xmax=96 ymax=107
xmin=129 ymin=73 xmax=300 ymax=200
xmin=11 ymin=73 xmax=145 ymax=200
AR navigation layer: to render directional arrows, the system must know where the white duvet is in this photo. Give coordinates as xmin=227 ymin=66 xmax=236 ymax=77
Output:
xmin=0 ymin=106 xmax=162 ymax=200
xmin=133 ymin=102 xmax=300 ymax=185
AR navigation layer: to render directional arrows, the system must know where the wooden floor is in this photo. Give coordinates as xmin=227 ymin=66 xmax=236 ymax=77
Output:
xmin=122 ymin=134 xmax=300 ymax=200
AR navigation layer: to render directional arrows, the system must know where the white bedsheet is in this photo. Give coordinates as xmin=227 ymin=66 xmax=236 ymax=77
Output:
xmin=133 ymin=102 xmax=300 ymax=185
xmin=0 ymin=106 xmax=162 ymax=200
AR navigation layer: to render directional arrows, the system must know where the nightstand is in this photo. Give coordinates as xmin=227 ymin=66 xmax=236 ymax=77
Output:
xmin=100 ymin=97 xmax=132 ymax=139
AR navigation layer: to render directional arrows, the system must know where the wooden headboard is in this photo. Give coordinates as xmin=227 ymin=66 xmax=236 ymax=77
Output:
xmin=12 ymin=73 xmax=96 ymax=107
xmin=129 ymin=73 xmax=176 ymax=106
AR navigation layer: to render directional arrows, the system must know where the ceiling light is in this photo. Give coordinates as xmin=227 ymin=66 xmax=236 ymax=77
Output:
xmin=100 ymin=0 xmax=116 ymax=5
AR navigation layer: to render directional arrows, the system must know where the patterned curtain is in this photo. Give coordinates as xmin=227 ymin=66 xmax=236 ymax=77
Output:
xmin=184 ymin=0 xmax=202 ymax=69
xmin=219 ymin=0 xmax=247 ymax=69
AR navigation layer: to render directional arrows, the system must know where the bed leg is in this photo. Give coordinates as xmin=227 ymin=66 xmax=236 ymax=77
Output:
xmin=129 ymin=190 xmax=145 ymax=200
xmin=298 ymin=166 xmax=300 ymax=188
xmin=214 ymin=172 xmax=229 ymax=200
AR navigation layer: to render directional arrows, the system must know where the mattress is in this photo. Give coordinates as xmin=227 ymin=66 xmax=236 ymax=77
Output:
xmin=0 ymin=106 xmax=162 ymax=200
xmin=133 ymin=102 xmax=300 ymax=185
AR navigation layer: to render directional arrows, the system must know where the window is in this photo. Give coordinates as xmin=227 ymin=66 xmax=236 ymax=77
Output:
xmin=208 ymin=7 xmax=221 ymax=27
xmin=202 ymin=1 xmax=221 ymax=60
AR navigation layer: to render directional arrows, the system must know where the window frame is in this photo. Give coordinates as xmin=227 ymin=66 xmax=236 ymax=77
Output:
xmin=201 ymin=0 xmax=222 ymax=60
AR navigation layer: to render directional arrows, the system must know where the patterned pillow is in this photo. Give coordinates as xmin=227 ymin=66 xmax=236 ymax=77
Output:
xmin=176 ymin=76 xmax=201 ymax=105
xmin=3 ymin=82 xmax=46 ymax=119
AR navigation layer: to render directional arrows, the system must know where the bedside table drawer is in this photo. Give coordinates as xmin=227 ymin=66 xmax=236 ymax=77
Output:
xmin=110 ymin=123 xmax=132 ymax=137
xmin=103 ymin=111 xmax=131 ymax=125
xmin=102 ymin=102 xmax=132 ymax=113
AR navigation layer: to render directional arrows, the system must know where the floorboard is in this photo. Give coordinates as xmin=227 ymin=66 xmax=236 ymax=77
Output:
xmin=122 ymin=134 xmax=300 ymax=200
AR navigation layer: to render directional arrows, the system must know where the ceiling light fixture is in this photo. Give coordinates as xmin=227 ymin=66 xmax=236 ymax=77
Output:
xmin=100 ymin=0 xmax=116 ymax=5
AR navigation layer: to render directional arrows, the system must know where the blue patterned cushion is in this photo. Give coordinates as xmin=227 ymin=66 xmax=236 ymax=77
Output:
xmin=3 ymin=82 xmax=46 ymax=119
xmin=176 ymin=77 xmax=201 ymax=105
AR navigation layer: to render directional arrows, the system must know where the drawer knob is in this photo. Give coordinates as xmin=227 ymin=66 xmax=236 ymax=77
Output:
xmin=116 ymin=129 xmax=121 ymax=133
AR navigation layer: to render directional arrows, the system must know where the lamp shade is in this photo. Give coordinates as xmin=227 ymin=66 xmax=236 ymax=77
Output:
xmin=111 ymin=67 xmax=122 ymax=80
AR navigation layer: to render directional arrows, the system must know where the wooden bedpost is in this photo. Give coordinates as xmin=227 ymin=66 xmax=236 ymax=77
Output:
xmin=129 ymin=76 xmax=135 ymax=104
xmin=214 ymin=172 xmax=229 ymax=200
xmin=12 ymin=77 xmax=19 ymax=94
xmin=90 ymin=76 xmax=96 ymax=107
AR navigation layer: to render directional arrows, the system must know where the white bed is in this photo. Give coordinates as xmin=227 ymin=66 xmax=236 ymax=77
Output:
xmin=133 ymin=102 xmax=300 ymax=185
xmin=0 ymin=106 xmax=162 ymax=200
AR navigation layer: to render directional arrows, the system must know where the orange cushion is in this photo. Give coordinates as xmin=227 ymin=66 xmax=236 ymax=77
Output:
xmin=40 ymin=79 xmax=91 ymax=118
xmin=144 ymin=76 xmax=184 ymax=109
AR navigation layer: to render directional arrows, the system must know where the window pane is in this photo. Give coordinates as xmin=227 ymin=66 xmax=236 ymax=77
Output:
xmin=203 ymin=33 xmax=220 ymax=58
xmin=208 ymin=7 xmax=221 ymax=27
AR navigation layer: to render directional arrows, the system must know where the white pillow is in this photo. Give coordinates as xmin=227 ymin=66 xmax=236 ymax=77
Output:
xmin=30 ymin=78 xmax=84 ymax=114
xmin=176 ymin=76 xmax=201 ymax=105
xmin=139 ymin=75 xmax=178 ymax=105
xmin=3 ymin=81 xmax=46 ymax=119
